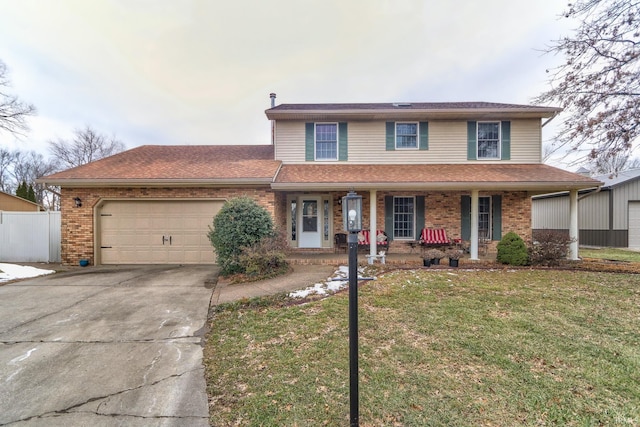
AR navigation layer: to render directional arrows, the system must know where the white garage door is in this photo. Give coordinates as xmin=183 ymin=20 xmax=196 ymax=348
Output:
xmin=98 ymin=200 xmax=223 ymax=264
xmin=629 ymin=202 xmax=640 ymax=249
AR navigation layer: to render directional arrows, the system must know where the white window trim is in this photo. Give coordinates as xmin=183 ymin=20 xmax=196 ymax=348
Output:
xmin=393 ymin=196 xmax=416 ymax=240
xmin=478 ymin=196 xmax=492 ymax=238
xmin=314 ymin=122 xmax=339 ymax=161
xmin=395 ymin=122 xmax=419 ymax=150
xmin=476 ymin=121 xmax=501 ymax=160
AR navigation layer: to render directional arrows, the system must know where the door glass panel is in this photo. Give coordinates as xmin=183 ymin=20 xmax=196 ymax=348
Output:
xmin=302 ymin=200 xmax=318 ymax=232
xmin=290 ymin=200 xmax=297 ymax=241
xmin=324 ymin=199 xmax=329 ymax=241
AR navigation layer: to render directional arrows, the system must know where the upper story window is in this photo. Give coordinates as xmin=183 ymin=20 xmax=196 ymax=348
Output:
xmin=477 ymin=122 xmax=501 ymax=159
xmin=395 ymin=123 xmax=418 ymax=149
xmin=315 ymin=123 xmax=338 ymax=160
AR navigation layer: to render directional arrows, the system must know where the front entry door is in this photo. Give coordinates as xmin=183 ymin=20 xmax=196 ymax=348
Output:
xmin=299 ymin=198 xmax=322 ymax=248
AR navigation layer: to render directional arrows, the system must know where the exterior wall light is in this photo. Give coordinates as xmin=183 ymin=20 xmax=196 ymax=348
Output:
xmin=73 ymin=197 xmax=82 ymax=208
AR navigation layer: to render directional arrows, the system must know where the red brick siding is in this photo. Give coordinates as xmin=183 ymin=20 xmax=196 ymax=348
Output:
xmin=60 ymin=186 xmax=275 ymax=265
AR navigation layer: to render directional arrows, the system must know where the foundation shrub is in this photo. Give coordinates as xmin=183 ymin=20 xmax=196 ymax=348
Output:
xmin=238 ymin=231 xmax=289 ymax=278
xmin=208 ymin=197 xmax=274 ymax=275
xmin=529 ymin=229 xmax=574 ymax=266
xmin=496 ymin=231 xmax=529 ymax=266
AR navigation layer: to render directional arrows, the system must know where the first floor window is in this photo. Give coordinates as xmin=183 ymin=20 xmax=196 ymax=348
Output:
xmin=393 ymin=196 xmax=415 ymax=239
xmin=477 ymin=122 xmax=500 ymax=159
xmin=315 ymin=123 xmax=337 ymax=160
xmin=478 ymin=197 xmax=491 ymax=238
xmin=396 ymin=122 xmax=417 ymax=149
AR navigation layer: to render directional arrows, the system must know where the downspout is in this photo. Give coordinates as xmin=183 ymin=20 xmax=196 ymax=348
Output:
xmin=542 ymin=111 xmax=559 ymax=128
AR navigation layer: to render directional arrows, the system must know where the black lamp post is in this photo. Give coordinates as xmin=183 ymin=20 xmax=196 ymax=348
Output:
xmin=342 ymin=190 xmax=362 ymax=427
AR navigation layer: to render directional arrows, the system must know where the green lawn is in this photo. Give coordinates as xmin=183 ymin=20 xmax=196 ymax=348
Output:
xmin=204 ymin=269 xmax=640 ymax=426
xmin=580 ymin=247 xmax=640 ymax=262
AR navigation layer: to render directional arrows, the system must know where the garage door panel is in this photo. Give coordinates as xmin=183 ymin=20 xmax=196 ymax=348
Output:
xmin=99 ymin=200 xmax=221 ymax=265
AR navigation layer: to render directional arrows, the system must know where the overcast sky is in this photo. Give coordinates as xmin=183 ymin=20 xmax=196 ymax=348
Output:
xmin=0 ymin=0 xmax=574 ymax=167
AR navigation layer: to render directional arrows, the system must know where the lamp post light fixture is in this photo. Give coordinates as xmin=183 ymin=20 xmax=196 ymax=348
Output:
xmin=342 ymin=190 xmax=362 ymax=426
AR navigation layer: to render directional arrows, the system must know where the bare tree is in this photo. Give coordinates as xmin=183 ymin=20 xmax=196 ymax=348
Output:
xmin=12 ymin=150 xmax=58 ymax=206
xmin=535 ymin=0 xmax=640 ymax=172
xmin=48 ymin=125 xmax=126 ymax=169
xmin=587 ymin=152 xmax=640 ymax=175
xmin=0 ymin=59 xmax=36 ymax=136
xmin=0 ymin=148 xmax=15 ymax=193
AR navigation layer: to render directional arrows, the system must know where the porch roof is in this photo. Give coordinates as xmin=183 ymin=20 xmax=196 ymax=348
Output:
xmin=272 ymin=163 xmax=602 ymax=193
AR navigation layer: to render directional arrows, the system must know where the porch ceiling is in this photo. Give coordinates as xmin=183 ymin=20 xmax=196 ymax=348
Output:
xmin=272 ymin=163 xmax=603 ymax=193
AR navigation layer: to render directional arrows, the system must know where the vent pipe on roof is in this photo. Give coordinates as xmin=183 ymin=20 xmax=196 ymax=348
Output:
xmin=269 ymin=93 xmax=277 ymax=145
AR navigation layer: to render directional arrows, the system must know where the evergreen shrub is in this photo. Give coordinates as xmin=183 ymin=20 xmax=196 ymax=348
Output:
xmin=496 ymin=231 xmax=529 ymax=266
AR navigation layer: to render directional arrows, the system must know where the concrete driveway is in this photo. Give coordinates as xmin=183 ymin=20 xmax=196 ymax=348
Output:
xmin=0 ymin=265 xmax=218 ymax=427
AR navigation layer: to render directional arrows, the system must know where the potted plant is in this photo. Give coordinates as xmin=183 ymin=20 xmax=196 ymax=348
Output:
xmin=424 ymin=248 xmax=445 ymax=265
xmin=446 ymin=249 xmax=462 ymax=267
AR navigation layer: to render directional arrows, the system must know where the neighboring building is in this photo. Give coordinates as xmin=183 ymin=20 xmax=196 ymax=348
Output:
xmin=39 ymin=98 xmax=600 ymax=265
xmin=0 ymin=190 xmax=43 ymax=211
xmin=533 ymin=169 xmax=640 ymax=248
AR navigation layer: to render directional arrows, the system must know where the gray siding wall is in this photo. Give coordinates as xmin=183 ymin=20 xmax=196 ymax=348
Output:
xmin=612 ymin=179 xmax=640 ymax=229
xmin=532 ymin=196 xmax=569 ymax=229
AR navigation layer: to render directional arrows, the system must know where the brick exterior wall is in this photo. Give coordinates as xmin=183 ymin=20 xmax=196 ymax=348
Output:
xmin=63 ymin=186 xmax=531 ymax=265
xmin=287 ymin=190 xmax=531 ymax=254
xmin=60 ymin=186 xmax=275 ymax=265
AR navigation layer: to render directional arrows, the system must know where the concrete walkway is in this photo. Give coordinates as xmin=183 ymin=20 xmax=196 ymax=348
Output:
xmin=0 ymin=265 xmax=217 ymax=427
xmin=211 ymin=264 xmax=339 ymax=305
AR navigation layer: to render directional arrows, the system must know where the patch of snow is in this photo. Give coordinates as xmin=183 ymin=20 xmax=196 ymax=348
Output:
xmin=0 ymin=263 xmax=55 ymax=283
xmin=289 ymin=265 xmax=361 ymax=299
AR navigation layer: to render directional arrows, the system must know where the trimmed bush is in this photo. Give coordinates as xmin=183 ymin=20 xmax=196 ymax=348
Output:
xmin=529 ymin=229 xmax=575 ymax=266
xmin=208 ymin=197 xmax=274 ymax=275
xmin=496 ymin=231 xmax=529 ymax=266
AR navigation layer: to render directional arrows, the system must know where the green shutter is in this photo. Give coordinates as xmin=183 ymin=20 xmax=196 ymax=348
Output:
xmin=501 ymin=121 xmax=511 ymax=160
xmin=305 ymin=123 xmax=314 ymax=161
xmin=415 ymin=195 xmax=425 ymax=239
xmin=492 ymin=195 xmax=502 ymax=240
xmin=419 ymin=122 xmax=429 ymax=150
xmin=467 ymin=121 xmax=477 ymax=160
xmin=384 ymin=195 xmax=394 ymax=240
xmin=338 ymin=122 xmax=348 ymax=161
xmin=461 ymin=195 xmax=471 ymax=240
xmin=386 ymin=122 xmax=395 ymax=151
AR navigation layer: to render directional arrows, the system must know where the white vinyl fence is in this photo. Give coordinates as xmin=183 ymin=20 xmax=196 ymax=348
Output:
xmin=0 ymin=211 xmax=61 ymax=263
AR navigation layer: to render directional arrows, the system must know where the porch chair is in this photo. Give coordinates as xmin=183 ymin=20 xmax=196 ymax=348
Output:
xmin=334 ymin=232 xmax=348 ymax=253
xmin=418 ymin=228 xmax=451 ymax=250
xmin=478 ymin=229 xmax=490 ymax=256
xmin=375 ymin=230 xmax=390 ymax=253
xmin=357 ymin=230 xmax=371 ymax=252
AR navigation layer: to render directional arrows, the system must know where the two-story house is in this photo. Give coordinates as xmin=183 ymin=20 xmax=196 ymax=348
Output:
xmin=40 ymin=97 xmax=601 ymax=265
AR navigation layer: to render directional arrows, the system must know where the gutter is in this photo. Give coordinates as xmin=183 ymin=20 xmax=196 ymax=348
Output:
xmin=542 ymin=110 xmax=560 ymax=128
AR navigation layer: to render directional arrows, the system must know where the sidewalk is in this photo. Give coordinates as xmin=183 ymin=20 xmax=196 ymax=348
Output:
xmin=211 ymin=264 xmax=339 ymax=305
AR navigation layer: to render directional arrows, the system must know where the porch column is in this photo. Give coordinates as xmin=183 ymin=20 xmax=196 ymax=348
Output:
xmin=568 ymin=189 xmax=579 ymax=260
xmin=370 ymin=189 xmax=377 ymax=256
xmin=470 ymin=189 xmax=479 ymax=260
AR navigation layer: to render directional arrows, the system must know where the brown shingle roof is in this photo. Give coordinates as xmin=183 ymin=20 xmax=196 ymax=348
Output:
xmin=273 ymin=164 xmax=601 ymax=192
xmin=268 ymin=101 xmax=557 ymax=111
xmin=40 ymin=145 xmax=280 ymax=185
xmin=265 ymin=102 xmax=562 ymax=120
